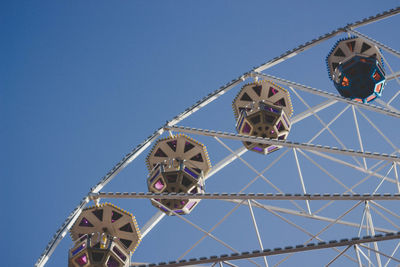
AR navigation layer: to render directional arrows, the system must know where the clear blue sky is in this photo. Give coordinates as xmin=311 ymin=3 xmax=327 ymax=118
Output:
xmin=2 ymin=1 xmax=400 ymax=266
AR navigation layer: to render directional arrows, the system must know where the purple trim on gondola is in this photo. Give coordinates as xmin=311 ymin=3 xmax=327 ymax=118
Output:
xmin=283 ymin=114 xmax=290 ymax=127
xmin=186 ymin=201 xmax=196 ymax=210
xmin=238 ymin=115 xmax=245 ymax=131
xmin=107 ymin=256 xmax=120 ymax=267
xmin=267 ymin=146 xmax=277 ymax=153
xmin=160 ymin=206 xmax=168 ymax=212
xmin=184 ymin=167 xmax=198 ymax=179
xmin=264 ymin=105 xmax=279 ymax=113
xmin=276 ymin=121 xmax=282 ymax=130
xmin=113 ymin=246 xmax=127 ymax=261
xmin=75 ymin=254 xmax=88 ymax=266
xmin=71 ymin=243 xmax=86 ymax=256
xmin=175 ymin=209 xmax=184 ymax=214
xmin=150 ymin=170 xmax=160 ymax=183
xmin=243 ymin=122 xmax=251 ymax=134
xmin=253 ymin=146 xmax=263 ymax=152
xmin=190 ymin=187 xmax=198 ymax=193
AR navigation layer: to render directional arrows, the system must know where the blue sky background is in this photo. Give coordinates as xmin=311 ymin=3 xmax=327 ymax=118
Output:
xmin=2 ymin=1 xmax=400 ymax=266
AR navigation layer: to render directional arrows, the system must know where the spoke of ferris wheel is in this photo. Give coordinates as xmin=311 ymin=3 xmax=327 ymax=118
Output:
xmin=151 ymin=199 xmax=262 ymax=267
xmin=139 ymin=233 xmax=400 ymax=267
xmin=325 ymin=245 xmax=353 ymax=267
xmin=356 ymin=244 xmax=375 ymax=267
xmin=272 ymin=200 xmax=363 ymax=267
xmin=366 ymin=202 xmax=383 ymax=267
xmin=349 ymin=161 xmax=393 ymax=193
xmin=310 ymin=160 xmax=391 ymax=216
xmin=394 ymin=164 xmax=400 ymax=193
xmin=306 ymin=104 xmax=349 ymax=145
xmin=357 ymin=207 xmax=368 ymax=266
xmin=289 ymin=86 xmax=362 ymax=169
xmin=296 ymin=150 xmax=397 ymax=185
xmin=253 ymin=7 xmax=400 ymax=73
xmin=370 ymin=202 xmax=400 ymax=226
xmin=213 ymin=136 xmax=306 ymax=212
xmin=177 ymin=200 xmax=247 ymax=261
xmin=222 ymin=262 xmax=239 ymax=267
xmin=289 ymin=86 xmax=363 ymax=168
xmin=225 ymin=199 xmax=393 ymax=233
xmin=369 ymin=205 xmax=400 ymax=231
xmin=296 ymin=149 xmax=354 ymax=193
xmin=383 ymin=241 xmax=400 ymax=266
xmin=352 ymin=106 xmax=368 ymax=169
xmin=166 ymin=125 xmax=400 ymax=163
xmin=293 ymin=149 xmax=312 ymax=214
xmin=140 ymin=210 xmax=165 ymax=238
xmin=354 ymin=245 xmax=364 ymax=267
xmin=247 ymin=200 xmax=269 ymax=267
xmin=387 ymin=70 xmax=400 ymax=81
xmin=253 ymin=72 xmax=400 ymax=119
xmin=260 ymin=204 xmax=358 ymax=266
xmin=373 ymin=164 xmax=394 ymax=194
xmin=292 ymin=99 xmax=338 ymax=124
xmin=355 ymin=107 xmax=399 ymax=152
xmin=312 ymin=160 xmax=393 ymax=217
xmin=291 ymin=139 xmax=394 ymax=202
xmin=359 ymin=244 xmax=400 ymax=264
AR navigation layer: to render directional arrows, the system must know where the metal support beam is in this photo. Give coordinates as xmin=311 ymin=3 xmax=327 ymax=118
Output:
xmin=291 ymin=100 xmax=337 ymax=124
xmin=91 ymin=192 xmax=400 ymax=201
xmin=166 ymin=125 xmax=400 ymax=163
xmin=227 ymin=199 xmax=392 ymax=233
xmin=252 ymin=72 xmax=400 ymax=119
xmin=140 ymin=211 xmax=166 ymax=238
xmin=387 ymin=70 xmax=400 ymax=81
xmin=136 ymin=232 xmax=400 ymax=267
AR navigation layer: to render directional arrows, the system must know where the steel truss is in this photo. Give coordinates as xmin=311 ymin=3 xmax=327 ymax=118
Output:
xmin=91 ymin=192 xmax=400 ymax=201
xmin=164 ymin=125 xmax=400 ymax=162
xmin=133 ymin=232 xmax=400 ymax=267
xmin=35 ymin=6 xmax=400 ymax=267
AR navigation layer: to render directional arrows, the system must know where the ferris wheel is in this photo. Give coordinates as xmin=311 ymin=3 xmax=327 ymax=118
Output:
xmin=35 ymin=6 xmax=400 ymax=267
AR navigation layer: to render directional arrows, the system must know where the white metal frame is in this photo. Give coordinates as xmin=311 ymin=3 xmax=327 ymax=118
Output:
xmin=35 ymin=6 xmax=400 ymax=267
